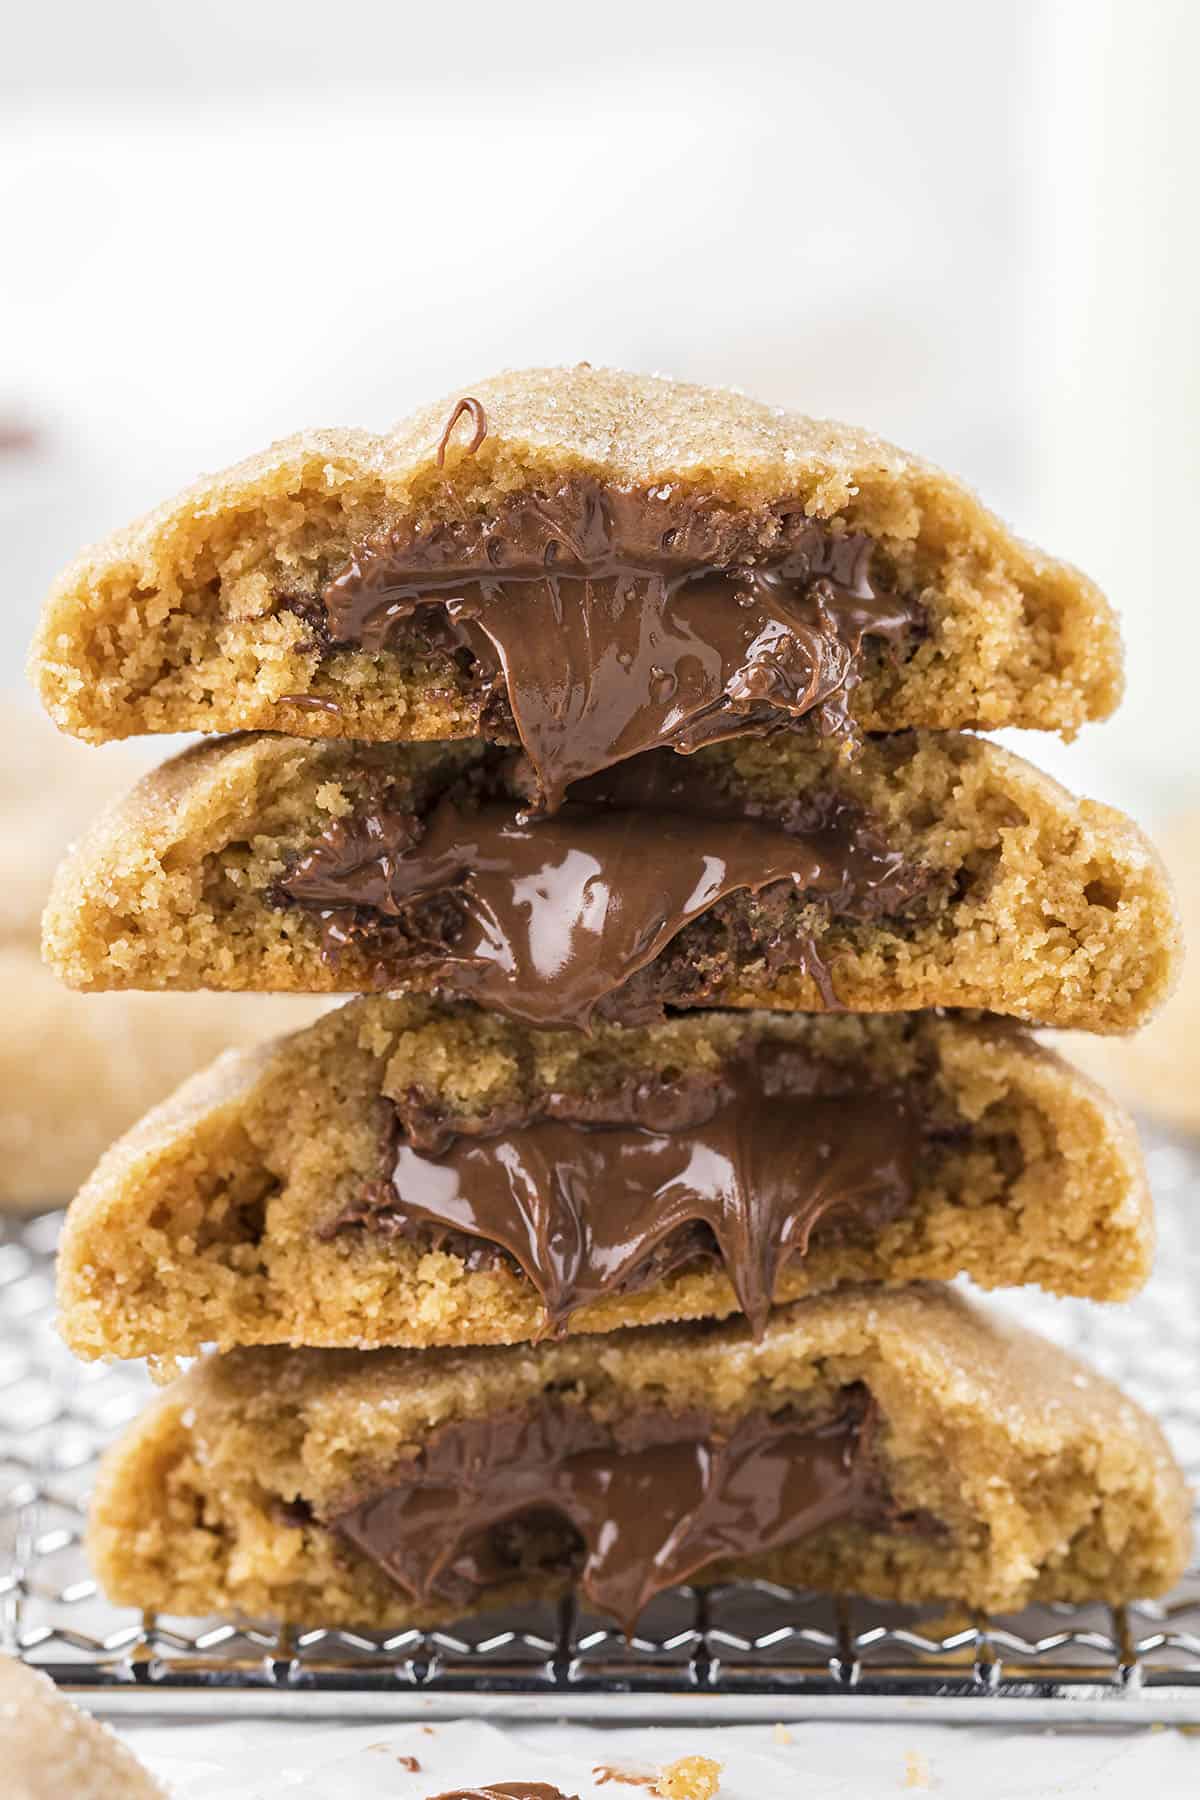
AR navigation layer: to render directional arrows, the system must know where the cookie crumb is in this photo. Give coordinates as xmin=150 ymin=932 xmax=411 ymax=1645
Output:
xmin=655 ymin=1755 xmax=722 ymax=1799
xmin=772 ymin=1724 xmax=793 ymax=1745
xmin=904 ymin=1748 xmax=931 ymax=1789
xmin=397 ymin=1754 xmax=422 ymax=1771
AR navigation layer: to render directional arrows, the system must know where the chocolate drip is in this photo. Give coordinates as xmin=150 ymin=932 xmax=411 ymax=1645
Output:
xmin=435 ymin=396 xmax=489 ymax=467
xmin=273 ymin=749 xmax=930 ymax=1029
xmin=327 ymin=1052 xmax=920 ymax=1337
xmin=330 ymin=1389 xmax=887 ymax=1635
xmin=316 ymin=480 xmax=922 ymax=811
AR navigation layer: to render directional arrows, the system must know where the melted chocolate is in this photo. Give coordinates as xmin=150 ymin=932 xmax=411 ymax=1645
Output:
xmin=327 ymin=1050 xmax=920 ymax=1338
xmin=330 ymin=1389 xmax=885 ymax=1635
xmin=435 ymin=396 xmax=489 ymax=467
xmin=428 ymin=1787 xmax=576 ymax=1800
xmin=273 ymin=749 xmax=931 ymax=1028
xmin=392 ymin=1060 xmax=736 ymax=1157
xmin=314 ymin=480 xmax=922 ymax=811
xmin=278 ymin=693 xmax=344 ymax=716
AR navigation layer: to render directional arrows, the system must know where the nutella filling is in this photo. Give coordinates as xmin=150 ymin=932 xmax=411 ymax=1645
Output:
xmin=309 ymin=480 xmax=923 ymax=810
xmin=329 ymin=1387 xmax=895 ymax=1634
xmin=326 ymin=1049 xmax=921 ymax=1338
xmin=273 ymin=749 xmax=933 ymax=1028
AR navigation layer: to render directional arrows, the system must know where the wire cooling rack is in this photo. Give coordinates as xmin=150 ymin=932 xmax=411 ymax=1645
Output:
xmin=1 ymin=1127 xmax=1198 ymax=1724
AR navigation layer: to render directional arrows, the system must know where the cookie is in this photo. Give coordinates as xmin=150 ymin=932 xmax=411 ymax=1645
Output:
xmin=0 ymin=704 xmax=148 ymax=945
xmin=0 ymin=945 xmax=326 ymax=1209
xmin=86 ymin=1287 xmax=1191 ymax=1631
xmin=57 ymin=997 xmax=1151 ymax=1361
xmin=0 ymin=1654 xmax=165 ymax=1799
xmin=31 ymin=367 xmax=1121 ymax=772
xmin=0 ymin=708 xmax=328 ymax=1207
xmin=42 ymin=728 xmax=1180 ymax=1034
xmin=1051 ymin=809 xmax=1200 ymax=1133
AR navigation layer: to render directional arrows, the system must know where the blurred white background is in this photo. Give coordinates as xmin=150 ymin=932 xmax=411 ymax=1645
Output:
xmin=2 ymin=0 xmax=1197 ymax=818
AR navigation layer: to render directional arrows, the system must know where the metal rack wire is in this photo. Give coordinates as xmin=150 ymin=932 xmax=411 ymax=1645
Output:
xmin=2 ymin=1128 xmax=1198 ymax=1723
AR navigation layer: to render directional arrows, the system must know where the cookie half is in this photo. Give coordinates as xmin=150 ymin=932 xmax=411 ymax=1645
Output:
xmin=32 ymin=367 xmax=1121 ymax=771
xmin=43 ymin=729 xmax=1180 ymax=1034
xmin=0 ymin=705 xmax=148 ymax=945
xmin=57 ymin=998 xmax=1151 ymax=1361
xmin=87 ymin=1287 xmax=1191 ymax=1632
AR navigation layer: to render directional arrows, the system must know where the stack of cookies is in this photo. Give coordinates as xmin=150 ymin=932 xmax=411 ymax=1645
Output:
xmin=32 ymin=368 xmax=1190 ymax=1635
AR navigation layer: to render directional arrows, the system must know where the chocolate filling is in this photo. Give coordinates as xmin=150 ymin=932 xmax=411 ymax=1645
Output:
xmin=324 ymin=1046 xmax=922 ymax=1338
xmin=271 ymin=748 xmax=936 ymax=1028
xmin=295 ymin=479 xmax=923 ymax=811
xmin=328 ymin=1386 xmax=917 ymax=1634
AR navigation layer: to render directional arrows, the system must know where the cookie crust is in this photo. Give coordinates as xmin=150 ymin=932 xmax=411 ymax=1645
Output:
xmin=0 ymin=1655 xmax=166 ymax=1798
